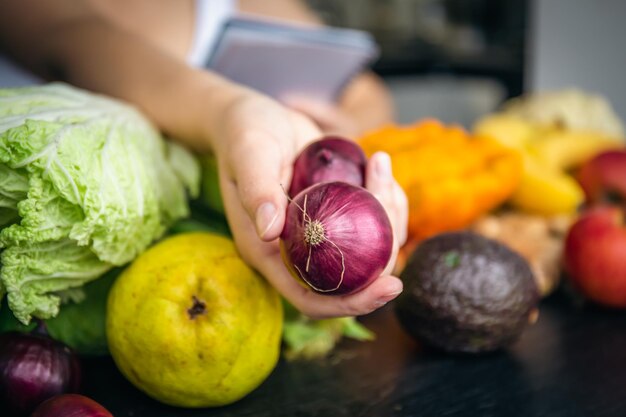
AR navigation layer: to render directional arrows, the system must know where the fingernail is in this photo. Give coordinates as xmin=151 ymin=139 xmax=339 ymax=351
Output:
xmin=374 ymin=289 xmax=403 ymax=308
xmin=256 ymin=202 xmax=278 ymax=238
xmin=376 ymin=152 xmax=392 ymax=179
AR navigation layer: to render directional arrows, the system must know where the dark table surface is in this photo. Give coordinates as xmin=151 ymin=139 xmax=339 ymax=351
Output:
xmin=83 ymin=290 xmax=626 ymax=417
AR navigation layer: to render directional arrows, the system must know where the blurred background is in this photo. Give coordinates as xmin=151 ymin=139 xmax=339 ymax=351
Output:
xmin=306 ymin=0 xmax=626 ymax=127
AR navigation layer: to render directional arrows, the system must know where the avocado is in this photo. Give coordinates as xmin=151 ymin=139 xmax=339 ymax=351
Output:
xmin=395 ymin=231 xmax=539 ymax=353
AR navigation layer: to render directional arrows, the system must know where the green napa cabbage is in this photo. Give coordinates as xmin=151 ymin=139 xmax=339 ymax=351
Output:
xmin=0 ymin=83 xmax=199 ymax=324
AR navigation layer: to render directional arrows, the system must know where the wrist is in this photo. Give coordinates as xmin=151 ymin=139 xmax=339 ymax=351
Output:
xmin=177 ymin=68 xmax=250 ymax=154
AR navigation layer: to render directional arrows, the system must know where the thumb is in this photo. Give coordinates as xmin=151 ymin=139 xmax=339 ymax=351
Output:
xmin=228 ymin=138 xmax=289 ymax=241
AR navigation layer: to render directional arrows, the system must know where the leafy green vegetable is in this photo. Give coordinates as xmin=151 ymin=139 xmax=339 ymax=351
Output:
xmin=0 ymin=164 xmax=28 ymax=227
xmin=0 ymin=267 xmax=119 ymax=355
xmin=200 ymin=153 xmax=226 ymax=215
xmin=281 ymin=299 xmax=375 ymax=361
xmin=0 ymin=83 xmax=199 ymax=324
xmin=44 ymin=268 xmax=118 ymax=355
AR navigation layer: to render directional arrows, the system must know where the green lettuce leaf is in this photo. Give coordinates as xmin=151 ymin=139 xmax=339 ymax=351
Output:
xmin=0 ymin=83 xmax=199 ymax=324
xmin=0 ymin=164 xmax=28 ymax=228
xmin=281 ymin=299 xmax=375 ymax=361
xmin=199 ymin=152 xmax=225 ymax=215
xmin=0 ymin=267 xmax=120 ymax=355
xmin=1 ymin=239 xmax=111 ymax=323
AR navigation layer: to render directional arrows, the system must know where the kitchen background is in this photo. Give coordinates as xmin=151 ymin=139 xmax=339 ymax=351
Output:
xmin=307 ymin=0 xmax=626 ymax=127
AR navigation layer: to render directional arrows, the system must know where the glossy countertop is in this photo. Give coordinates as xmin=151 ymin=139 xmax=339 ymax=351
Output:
xmin=82 ymin=289 xmax=626 ymax=417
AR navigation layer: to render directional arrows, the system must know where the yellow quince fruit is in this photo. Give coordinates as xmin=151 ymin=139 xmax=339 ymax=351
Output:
xmin=107 ymin=232 xmax=283 ymax=408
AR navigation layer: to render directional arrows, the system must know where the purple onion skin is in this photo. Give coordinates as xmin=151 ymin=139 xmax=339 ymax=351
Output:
xmin=281 ymin=181 xmax=393 ymax=295
xmin=30 ymin=394 xmax=112 ymax=417
xmin=0 ymin=330 xmax=81 ymax=416
xmin=289 ymin=137 xmax=366 ymax=198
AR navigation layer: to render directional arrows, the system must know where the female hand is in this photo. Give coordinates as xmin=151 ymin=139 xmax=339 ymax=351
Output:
xmin=210 ymin=89 xmax=408 ymax=319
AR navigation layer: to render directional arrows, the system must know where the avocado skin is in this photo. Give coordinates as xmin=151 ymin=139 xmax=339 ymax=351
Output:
xmin=395 ymin=231 xmax=539 ymax=354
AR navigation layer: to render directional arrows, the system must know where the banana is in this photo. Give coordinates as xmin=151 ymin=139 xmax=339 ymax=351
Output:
xmin=509 ymin=154 xmax=584 ymax=215
xmin=474 ymin=114 xmax=536 ymax=150
xmin=474 ymin=115 xmax=587 ymax=215
xmin=529 ymin=129 xmax=623 ymax=171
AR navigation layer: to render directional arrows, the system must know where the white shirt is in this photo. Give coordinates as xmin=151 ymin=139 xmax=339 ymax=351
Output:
xmin=0 ymin=0 xmax=235 ymax=87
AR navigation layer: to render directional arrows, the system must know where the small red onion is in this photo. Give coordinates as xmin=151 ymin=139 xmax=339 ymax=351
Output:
xmin=30 ymin=394 xmax=112 ymax=417
xmin=289 ymin=136 xmax=366 ymax=197
xmin=0 ymin=323 xmax=81 ymax=416
xmin=280 ymin=181 xmax=393 ymax=295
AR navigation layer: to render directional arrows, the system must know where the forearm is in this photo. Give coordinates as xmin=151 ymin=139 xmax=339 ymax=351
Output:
xmin=0 ymin=5 xmax=243 ymax=153
xmin=47 ymin=16 xmax=243 ymax=152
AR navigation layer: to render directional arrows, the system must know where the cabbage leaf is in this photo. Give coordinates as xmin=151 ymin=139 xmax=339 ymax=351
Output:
xmin=0 ymin=83 xmax=199 ymax=324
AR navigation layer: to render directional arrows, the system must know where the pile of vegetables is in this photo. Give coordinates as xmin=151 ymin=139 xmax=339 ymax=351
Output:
xmin=5 ymin=80 xmax=623 ymax=414
xmin=0 ymin=83 xmax=199 ymax=324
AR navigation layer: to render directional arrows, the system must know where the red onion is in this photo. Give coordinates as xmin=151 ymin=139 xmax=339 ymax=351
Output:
xmin=30 ymin=394 xmax=112 ymax=417
xmin=280 ymin=181 xmax=393 ymax=295
xmin=289 ymin=136 xmax=366 ymax=197
xmin=0 ymin=323 xmax=81 ymax=416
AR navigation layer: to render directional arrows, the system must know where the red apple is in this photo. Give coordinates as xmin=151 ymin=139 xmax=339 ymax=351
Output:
xmin=564 ymin=206 xmax=626 ymax=308
xmin=577 ymin=150 xmax=626 ymax=207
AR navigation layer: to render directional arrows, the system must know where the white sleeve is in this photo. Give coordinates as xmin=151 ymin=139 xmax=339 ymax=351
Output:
xmin=187 ymin=0 xmax=236 ymax=68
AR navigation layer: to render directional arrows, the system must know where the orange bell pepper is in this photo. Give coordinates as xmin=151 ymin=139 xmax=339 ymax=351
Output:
xmin=359 ymin=119 xmax=522 ymax=241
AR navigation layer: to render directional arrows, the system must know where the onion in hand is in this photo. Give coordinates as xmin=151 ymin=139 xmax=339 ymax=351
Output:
xmin=289 ymin=136 xmax=366 ymax=197
xmin=0 ymin=323 xmax=81 ymax=416
xmin=30 ymin=394 xmax=112 ymax=417
xmin=280 ymin=181 xmax=393 ymax=295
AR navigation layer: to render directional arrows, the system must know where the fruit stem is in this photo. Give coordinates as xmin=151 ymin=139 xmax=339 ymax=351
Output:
xmin=188 ymin=296 xmax=207 ymax=320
